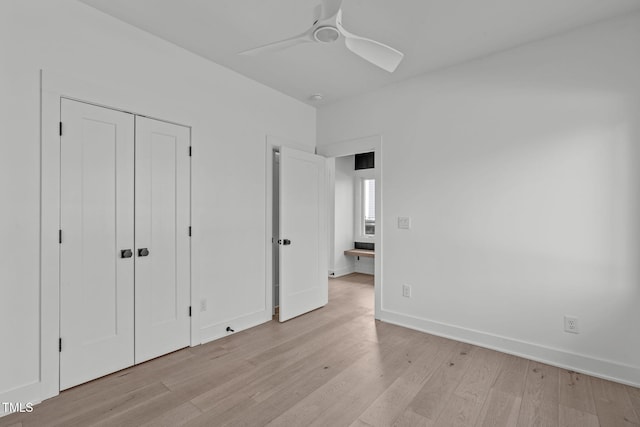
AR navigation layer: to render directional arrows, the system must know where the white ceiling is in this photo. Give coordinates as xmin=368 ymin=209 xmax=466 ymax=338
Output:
xmin=79 ymin=0 xmax=640 ymax=106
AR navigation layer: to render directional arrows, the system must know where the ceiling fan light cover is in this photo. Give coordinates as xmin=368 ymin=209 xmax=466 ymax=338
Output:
xmin=313 ymin=26 xmax=340 ymax=43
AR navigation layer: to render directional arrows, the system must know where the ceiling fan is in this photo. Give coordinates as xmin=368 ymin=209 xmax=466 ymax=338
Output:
xmin=239 ymin=0 xmax=404 ymax=73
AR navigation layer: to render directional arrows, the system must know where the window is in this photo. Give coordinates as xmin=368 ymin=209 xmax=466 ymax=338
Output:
xmin=362 ymin=179 xmax=375 ymax=236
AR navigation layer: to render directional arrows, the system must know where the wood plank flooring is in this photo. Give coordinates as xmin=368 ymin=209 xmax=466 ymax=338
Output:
xmin=2 ymin=273 xmax=639 ymax=426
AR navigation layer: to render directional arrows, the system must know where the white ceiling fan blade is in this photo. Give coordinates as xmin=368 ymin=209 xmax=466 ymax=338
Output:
xmin=240 ymin=30 xmax=313 ymax=56
xmin=337 ymin=12 xmax=404 ymax=72
xmin=319 ymin=0 xmax=343 ymax=21
xmin=343 ymin=36 xmax=404 ymax=72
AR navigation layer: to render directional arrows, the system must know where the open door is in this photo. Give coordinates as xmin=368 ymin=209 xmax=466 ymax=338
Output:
xmin=278 ymin=146 xmax=328 ymax=322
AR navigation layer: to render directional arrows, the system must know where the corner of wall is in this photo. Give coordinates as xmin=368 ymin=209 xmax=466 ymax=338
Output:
xmin=330 ymin=264 xmax=356 ymax=278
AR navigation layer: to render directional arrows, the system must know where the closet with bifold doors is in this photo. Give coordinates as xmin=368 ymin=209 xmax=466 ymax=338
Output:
xmin=59 ymin=98 xmax=191 ymax=390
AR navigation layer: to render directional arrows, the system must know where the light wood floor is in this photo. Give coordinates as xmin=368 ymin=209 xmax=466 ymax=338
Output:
xmin=2 ymin=273 xmax=639 ymax=426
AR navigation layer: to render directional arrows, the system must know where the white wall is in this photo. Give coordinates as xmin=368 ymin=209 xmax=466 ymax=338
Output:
xmin=354 ymin=255 xmax=375 ymax=276
xmin=332 ymin=156 xmax=356 ymax=276
xmin=318 ymin=13 xmax=640 ymax=385
xmin=0 ymin=0 xmax=314 ymax=409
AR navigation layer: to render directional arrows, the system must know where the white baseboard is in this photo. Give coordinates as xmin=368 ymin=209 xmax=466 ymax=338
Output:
xmin=200 ymin=309 xmax=271 ymax=345
xmin=0 ymin=381 xmax=41 ymax=418
xmin=380 ymin=309 xmax=640 ymax=388
xmin=329 ymin=265 xmax=356 ymax=278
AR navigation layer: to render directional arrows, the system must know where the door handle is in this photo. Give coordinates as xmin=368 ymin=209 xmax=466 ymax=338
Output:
xmin=120 ymin=249 xmax=133 ymax=258
xmin=138 ymin=248 xmax=149 ymax=257
xmin=278 ymin=239 xmax=291 ymax=246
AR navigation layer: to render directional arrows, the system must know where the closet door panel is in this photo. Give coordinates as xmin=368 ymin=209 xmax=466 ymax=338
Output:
xmin=59 ymin=99 xmax=135 ymax=390
xmin=135 ymin=117 xmax=190 ymax=364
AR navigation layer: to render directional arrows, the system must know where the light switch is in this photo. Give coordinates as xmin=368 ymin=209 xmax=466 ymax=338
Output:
xmin=398 ymin=216 xmax=411 ymax=229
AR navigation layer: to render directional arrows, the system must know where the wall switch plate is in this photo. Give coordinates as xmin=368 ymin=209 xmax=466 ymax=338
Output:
xmin=402 ymin=284 xmax=411 ymax=298
xmin=200 ymin=299 xmax=207 ymax=312
xmin=398 ymin=217 xmax=411 ymax=229
xmin=564 ymin=315 xmax=579 ymax=334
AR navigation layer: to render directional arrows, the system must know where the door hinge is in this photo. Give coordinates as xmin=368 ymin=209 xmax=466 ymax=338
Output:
xmin=59 ymin=122 xmax=62 ymax=136
xmin=188 ymin=226 xmax=192 ymax=237
xmin=58 ymin=229 xmax=62 ymax=244
xmin=189 ymin=146 xmax=192 ymax=157
xmin=189 ymin=306 xmax=192 ymax=317
xmin=59 ymin=338 xmax=62 ymax=352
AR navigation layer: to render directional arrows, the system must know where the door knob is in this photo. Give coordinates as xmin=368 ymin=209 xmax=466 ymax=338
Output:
xmin=278 ymin=239 xmax=291 ymax=246
xmin=138 ymin=248 xmax=149 ymax=257
xmin=120 ymin=249 xmax=133 ymax=258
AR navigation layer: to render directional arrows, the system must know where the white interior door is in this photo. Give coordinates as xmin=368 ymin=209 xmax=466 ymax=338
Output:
xmin=279 ymin=146 xmax=328 ymax=322
xmin=60 ymin=99 xmax=135 ymax=390
xmin=134 ymin=116 xmax=191 ymax=364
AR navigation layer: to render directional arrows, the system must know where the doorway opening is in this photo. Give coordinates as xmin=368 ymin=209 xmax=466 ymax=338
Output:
xmin=330 ymin=154 xmax=376 ymax=279
xmin=265 ymin=138 xmax=328 ymax=323
xmin=317 ymin=135 xmax=382 ymax=319
xmin=265 ymin=135 xmax=381 ymax=323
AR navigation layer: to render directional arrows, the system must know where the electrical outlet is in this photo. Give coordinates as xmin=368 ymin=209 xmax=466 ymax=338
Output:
xmin=402 ymin=284 xmax=411 ymax=298
xmin=200 ymin=299 xmax=207 ymax=312
xmin=564 ymin=315 xmax=579 ymax=334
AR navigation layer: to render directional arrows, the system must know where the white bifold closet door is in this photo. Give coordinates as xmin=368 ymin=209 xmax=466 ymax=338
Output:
xmin=60 ymin=100 xmax=190 ymax=390
xmin=134 ymin=116 xmax=191 ymax=364
xmin=60 ymin=99 xmax=136 ymax=390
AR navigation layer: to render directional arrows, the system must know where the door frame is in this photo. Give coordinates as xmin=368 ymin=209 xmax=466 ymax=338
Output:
xmin=264 ymin=136 xmax=318 ymax=318
xmin=316 ymin=135 xmax=383 ymax=320
xmin=40 ymin=70 xmax=195 ymax=402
